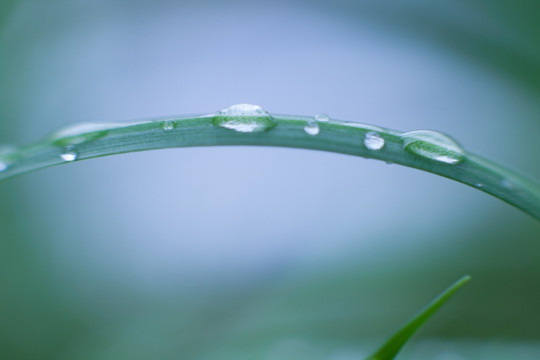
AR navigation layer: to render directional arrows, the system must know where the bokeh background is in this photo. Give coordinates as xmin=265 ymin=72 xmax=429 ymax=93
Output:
xmin=1 ymin=1 xmax=540 ymax=359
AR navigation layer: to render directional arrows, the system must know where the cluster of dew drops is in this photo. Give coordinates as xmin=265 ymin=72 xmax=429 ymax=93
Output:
xmin=213 ymin=104 xmax=388 ymax=152
xmin=304 ymin=112 xmax=385 ymax=151
xmin=212 ymin=104 xmax=463 ymax=162
xmin=0 ymin=104 xmax=459 ymax=172
xmin=0 ymin=104 xmax=516 ymax=191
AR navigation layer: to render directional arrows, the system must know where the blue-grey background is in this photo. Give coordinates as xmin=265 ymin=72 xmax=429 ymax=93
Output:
xmin=1 ymin=1 xmax=540 ymax=359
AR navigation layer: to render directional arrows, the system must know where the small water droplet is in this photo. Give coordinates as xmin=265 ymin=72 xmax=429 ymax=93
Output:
xmin=364 ymin=131 xmax=385 ymax=150
xmin=60 ymin=146 xmax=78 ymax=162
xmin=401 ymin=130 xmax=465 ymax=164
xmin=475 ymin=183 xmax=483 ymax=188
xmin=212 ymin=104 xmax=277 ymax=133
xmin=162 ymin=120 xmax=175 ymax=130
xmin=314 ymin=113 xmax=330 ymax=122
xmin=304 ymin=119 xmax=320 ymax=135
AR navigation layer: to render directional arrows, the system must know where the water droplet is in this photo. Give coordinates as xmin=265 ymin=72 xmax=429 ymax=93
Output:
xmin=212 ymin=104 xmax=277 ymax=133
xmin=475 ymin=183 xmax=483 ymax=188
xmin=304 ymin=119 xmax=320 ymax=135
xmin=0 ymin=161 xmax=7 ymax=172
xmin=60 ymin=146 xmax=78 ymax=162
xmin=314 ymin=113 xmax=330 ymax=122
xmin=364 ymin=131 xmax=385 ymax=150
xmin=401 ymin=130 xmax=465 ymax=164
xmin=162 ymin=120 xmax=175 ymax=130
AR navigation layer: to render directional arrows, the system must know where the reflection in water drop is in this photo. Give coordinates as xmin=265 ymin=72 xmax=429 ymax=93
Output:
xmin=364 ymin=131 xmax=385 ymax=150
xmin=314 ymin=113 xmax=330 ymax=122
xmin=0 ymin=161 xmax=7 ymax=172
xmin=60 ymin=146 xmax=78 ymax=162
xmin=304 ymin=119 xmax=320 ymax=135
xmin=401 ymin=130 xmax=465 ymax=164
xmin=162 ymin=120 xmax=175 ymax=130
xmin=212 ymin=104 xmax=277 ymax=133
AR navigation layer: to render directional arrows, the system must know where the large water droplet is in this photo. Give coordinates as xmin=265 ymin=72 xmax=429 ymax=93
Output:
xmin=314 ymin=113 xmax=330 ymax=122
xmin=364 ymin=131 xmax=385 ymax=150
xmin=60 ymin=146 xmax=78 ymax=162
xmin=212 ymin=104 xmax=277 ymax=133
xmin=401 ymin=130 xmax=465 ymax=164
xmin=162 ymin=120 xmax=175 ymax=130
xmin=304 ymin=119 xmax=319 ymax=135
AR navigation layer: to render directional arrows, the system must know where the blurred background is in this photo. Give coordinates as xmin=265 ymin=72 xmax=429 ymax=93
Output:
xmin=1 ymin=0 xmax=540 ymax=359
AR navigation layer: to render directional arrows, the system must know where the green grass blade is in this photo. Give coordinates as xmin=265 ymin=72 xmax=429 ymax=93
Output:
xmin=0 ymin=109 xmax=539 ymax=219
xmin=365 ymin=275 xmax=471 ymax=360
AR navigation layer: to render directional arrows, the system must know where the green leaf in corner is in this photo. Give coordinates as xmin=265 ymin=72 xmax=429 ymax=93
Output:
xmin=365 ymin=275 xmax=471 ymax=360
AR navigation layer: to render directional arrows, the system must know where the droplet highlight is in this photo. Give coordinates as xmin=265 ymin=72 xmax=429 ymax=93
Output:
xmin=304 ymin=119 xmax=320 ymax=135
xmin=162 ymin=120 xmax=175 ymax=130
xmin=364 ymin=131 xmax=385 ymax=150
xmin=0 ymin=161 xmax=7 ymax=172
xmin=60 ymin=146 xmax=78 ymax=162
xmin=314 ymin=113 xmax=330 ymax=122
xmin=212 ymin=104 xmax=277 ymax=133
xmin=401 ymin=130 xmax=465 ymax=164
